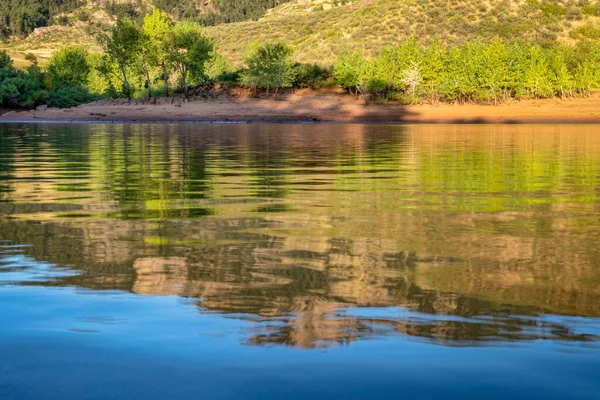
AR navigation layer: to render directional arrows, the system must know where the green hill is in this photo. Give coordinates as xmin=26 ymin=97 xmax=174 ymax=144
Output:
xmin=206 ymin=0 xmax=600 ymax=65
xmin=2 ymin=0 xmax=600 ymax=109
xmin=3 ymin=0 xmax=600 ymax=67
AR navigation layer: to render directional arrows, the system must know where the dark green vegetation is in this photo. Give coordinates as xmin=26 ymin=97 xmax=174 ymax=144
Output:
xmin=154 ymin=0 xmax=291 ymax=25
xmin=0 ymin=0 xmax=83 ymax=37
xmin=0 ymin=47 xmax=98 ymax=108
xmin=0 ymin=0 xmax=290 ymax=39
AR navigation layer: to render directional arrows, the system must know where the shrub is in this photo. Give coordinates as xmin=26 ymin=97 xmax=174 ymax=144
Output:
xmin=0 ymin=49 xmax=101 ymax=108
xmin=46 ymin=46 xmax=91 ymax=88
xmin=0 ymin=50 xmax=12 ymax=70
xmin=46 ymin=86 xmax=99 ymax=108
xmin=240 ymin=42 xmax=297 ymax=94
xmin=582 ymin=3 xmax=600 ymax=16
xmin=332 ymin=38 xmax=600 ymax=103
xmin=294 ymin=63 xmax=331 ymax=89
xmin=205 ymin=52 xmax=233 ymax=81
xmin=333 ymin=49 xmax=366 ymax=94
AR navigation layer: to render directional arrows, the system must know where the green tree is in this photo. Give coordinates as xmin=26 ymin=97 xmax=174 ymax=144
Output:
xmin=333 ymin=49 xmax=366 ymax=95
xmin=135 ymin=32 xmax=155 ymax=99
xmin=205 ymin=52 xmax=233 ymax=81
xmin=0 ymin=50 xmax=12 ymax=70
xmin=98 ymin=17 xmax=142 ymax=99
xmin=166 ymin=21 xmax=213 ymax=97
xmin=477 ymin=39 xmax=509 ymax=104
xmin=46 ymin=46 xmax=91 ymax=88
xmin=523 ymin=44 xmax=553 ymax=98
xmin=240 ymin=41 xmax=297 ymax=95
xmin=143 ymin=8 xmax=174 ymax=95
xmin=442 ymin=44 xmax=479 ymax=103
xmin=420 ymin=37 xmax=446 ymax=104
xmin=549 ymin=46 xmax=574 ymax=99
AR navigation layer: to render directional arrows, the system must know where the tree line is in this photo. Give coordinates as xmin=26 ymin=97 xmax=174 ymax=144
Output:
xmin=0 ymin=0 xmax=289 ymax=39
xmin=0 ymin=0 xmax=84 ymax=38
xmin=2 ymin=9 xmax=600 ymax=109
xmin=333 ymin=38 xmax=600 ymax=104
xmin=0 ymin=9 xmax=317 ymax=108
xmin=152 ymin=0 xmax=290 ymax=26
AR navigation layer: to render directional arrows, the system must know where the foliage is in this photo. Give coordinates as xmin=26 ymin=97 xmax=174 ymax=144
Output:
xmin=166 ymin=20 xmax=213 ymax=96
xmin=240 ymin=41 xmax=297 ymax=93
xmin=205 ymin=52 xmax=234 ymax=81
xmin=0 ymin=0 xmax=84 ymax=38
xmin=0 ymin=50 xmax=12 ymax=69
xmin=333 ymin=38 xmax=600 ymax=104
xmin=143 ymin=9 xmax=174 ymax=94
xmin=98 ymin=18 xmax=142 ymax=99
xmin=46 ymin=46 xmax=90 ymax=88
xmin=333 ymin=50 xmax=367 ymax=94
xmin=91 ymin=14 xmax=211 ymax=99
xmin=5 ymin=2 xmax=600 ymax=108
xmin=0 ymin=48 xmax=98 ymax=108
xmin=196 ymin=0 xmax=291 ymax=25
xmin=294 ymin=63 xmax=332 ymax=89
xmin=45 ymin=85 xmax=98 ymax=107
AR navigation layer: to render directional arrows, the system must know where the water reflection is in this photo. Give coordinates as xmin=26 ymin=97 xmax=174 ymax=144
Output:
xmin=0 ymin=123 xmax=599 ymax=349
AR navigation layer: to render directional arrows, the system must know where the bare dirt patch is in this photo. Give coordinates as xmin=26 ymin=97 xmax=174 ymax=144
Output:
xmin=3 ymin=91 xmax=600 ymax=124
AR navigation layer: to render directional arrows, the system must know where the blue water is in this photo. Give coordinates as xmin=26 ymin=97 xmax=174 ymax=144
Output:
xmin=1 ymin=123 xmax=599 ymax=399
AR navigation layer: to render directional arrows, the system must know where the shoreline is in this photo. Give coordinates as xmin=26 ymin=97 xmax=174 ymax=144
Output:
xmin=2 ymin=91 xmax=600 ymax=124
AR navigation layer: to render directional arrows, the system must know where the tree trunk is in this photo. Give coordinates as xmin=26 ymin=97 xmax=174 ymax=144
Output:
xmin=145 ymin=70 xmax=152 ymax=99
xmin=181 ymin=68 xmax=188 ymax=98
xmin=162 ymin=63 xmax=169 ymax=96
xmin=119 ymin=63 xmax=130 ymax=100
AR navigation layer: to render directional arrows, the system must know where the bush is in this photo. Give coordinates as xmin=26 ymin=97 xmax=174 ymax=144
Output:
xmin=0 ymin=50 xmax=12 ymax=70
xmin=75 ymin=10 xmax=89 ymax=22
xmin=46 ymin=46 xmax=91 ymax=88
xmin=332 ymin=38 xmax=600 ymax=103
xmin=294 ymin=63 xmax=331 ymax=89
xmin=240 ymin=42 xmax=297 ymax=94
xmin=205 ymin=52 xmax=233 ymax=81
xmin=333 ymin=49 xmax=366 ymax=93
xmin=582 ymin=4 xmax=600 ymax=16
xmin=0 ymin=49 xmax=101 ymax=108
xmin=46 ymin=86 xmax=99 ymax=108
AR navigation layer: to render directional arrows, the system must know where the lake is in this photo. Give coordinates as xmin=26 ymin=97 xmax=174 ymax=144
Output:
xmin=0 ymin=123 xmax=599 ymax=399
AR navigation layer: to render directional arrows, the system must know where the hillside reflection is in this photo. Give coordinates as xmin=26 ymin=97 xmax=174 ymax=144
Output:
xmin=0 ymin=123 xmax=599 ymax=348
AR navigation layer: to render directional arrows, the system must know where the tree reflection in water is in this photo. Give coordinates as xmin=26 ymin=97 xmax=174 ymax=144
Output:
xmin=0 ymin=123 xmax=599 ymax=348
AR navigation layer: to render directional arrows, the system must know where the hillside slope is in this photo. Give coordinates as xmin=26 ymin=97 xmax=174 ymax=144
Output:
xmin=2 ymin=0 xmax=600 ymax=67
xmin=207 ymin=0 xmax=600 ymax=64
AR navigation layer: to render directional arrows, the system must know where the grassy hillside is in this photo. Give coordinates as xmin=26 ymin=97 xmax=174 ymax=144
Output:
xmin=206 ymin=0 xmax=600 ymax=65
xmin=1 ymin=25 xmax=100 ymax=67
xmin=3 ymin=0 xmax=600 ymax=67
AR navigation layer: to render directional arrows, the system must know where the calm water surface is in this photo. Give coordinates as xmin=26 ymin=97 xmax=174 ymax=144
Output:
xmin=1 ymin=123 xmax=599 ymax=399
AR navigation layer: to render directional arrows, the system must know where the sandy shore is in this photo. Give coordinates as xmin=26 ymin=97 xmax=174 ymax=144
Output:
xmin=2 ymin=90 xmax=600 ymax=124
